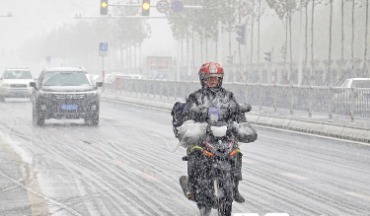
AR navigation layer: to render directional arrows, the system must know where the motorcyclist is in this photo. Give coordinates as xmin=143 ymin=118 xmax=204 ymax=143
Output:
xmin=172 ymin=62 xmax=258 ymax=204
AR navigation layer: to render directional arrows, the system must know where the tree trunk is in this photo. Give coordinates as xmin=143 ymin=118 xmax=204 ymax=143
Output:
xmin=364 ymin=0 xmax=369 ymax=77
xmin=327 ymin=0 xmax=333 ymax=86
xmin=120 ymin=45 xmax=124 ymax=70
xmin=215 ymin=24 xmax=218 ymax=62
xmin=304 ymin=0 xmax=308 ymax=84
xmin=341 ymin=0 xmax=344 ymax=62
xmin=289 ymin=7 xmax=293 ymax=84
xmin=283 ymin=2 xmax=289 ymax=84
xmin=351 ymin=0 xmax=355 ymax=77
xmin=250 ymin=0 xmax=255 ymax=70
xmin=257 ymin=0 xmax=261 ymax=82
xmin=200 ymin=30 xmax=203 ymax=64
xmin=192 ymin=28 xmax=195 ymax=69
xmin=228 ymin=0 xmax=232 ymax=64
xmin=311 ymin=0 xmax=315 ymax=85
xmin=206 ymin=36 xmax=208 ymax=61
xmin=181 ymin=36 xmax=184 ymax=68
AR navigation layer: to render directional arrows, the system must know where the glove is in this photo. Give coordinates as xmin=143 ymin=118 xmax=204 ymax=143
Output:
xmin=177 ymin=120 xmax=207 ymax=147
xmin=237 ymin=122 xmax=258 ymax=143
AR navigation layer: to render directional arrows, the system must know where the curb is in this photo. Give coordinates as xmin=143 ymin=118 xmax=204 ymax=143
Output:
xmin=247 ymin=115 xmax=370 ymax=144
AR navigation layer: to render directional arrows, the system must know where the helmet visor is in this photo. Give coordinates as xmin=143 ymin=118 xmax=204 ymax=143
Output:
xmin=204 ymin=73 xmax=223 ymax=79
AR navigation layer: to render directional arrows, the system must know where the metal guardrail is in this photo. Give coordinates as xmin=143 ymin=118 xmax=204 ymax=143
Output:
xmin=103 ymin=79 xmax=370 ymax=121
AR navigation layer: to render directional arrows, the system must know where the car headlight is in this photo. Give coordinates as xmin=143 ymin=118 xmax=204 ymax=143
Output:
xmin=87 ymin=91 xmax=97 ymax=96
xmin=86 ymin=92 xmax=98 ymax=100
xmin=91 ymin=105 xmax=98 ymax=110
xmin=1 ymin=83 xmax=10 ymax=88
xmin=37 ymin=91 xmax=49 ymax=100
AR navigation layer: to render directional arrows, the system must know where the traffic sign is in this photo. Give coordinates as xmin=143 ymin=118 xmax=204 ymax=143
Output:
xmin=156 ymin=0 xmax=169 ymax=13
xmin=171 ymin=0 xmax=184 ymax=13
xmin=46 ymin=56 xmax=52 ymax=63
xmin=99 ymin=42 xmax=108 ymax=52
xmin=99 ymin=42 xmax=108 ymax=56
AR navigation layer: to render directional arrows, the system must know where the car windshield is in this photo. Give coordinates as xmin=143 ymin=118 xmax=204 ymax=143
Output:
xmin=352 ymin=80 xmax=370 ymax=88
xmin=4 ymin=70 xmax=32 ymax=79
xmin=41 ymin=71 xmax=92 ymax=86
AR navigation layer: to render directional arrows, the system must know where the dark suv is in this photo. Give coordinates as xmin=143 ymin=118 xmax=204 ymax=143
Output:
xmin=30 ymin=67 xmax=103 ymax=126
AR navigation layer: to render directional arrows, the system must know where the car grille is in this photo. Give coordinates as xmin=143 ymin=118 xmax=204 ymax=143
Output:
xmin=39 ymin=93 xmax=98 ymax=116
xmin=10 ymin=84 xmax=27 ymax=88
xmin=51 ymin=94 xmax=86 ymax=100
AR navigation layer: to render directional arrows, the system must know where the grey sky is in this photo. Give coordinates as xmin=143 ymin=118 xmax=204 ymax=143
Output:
xmin=0 ymin=0 xmax=175 ymax=70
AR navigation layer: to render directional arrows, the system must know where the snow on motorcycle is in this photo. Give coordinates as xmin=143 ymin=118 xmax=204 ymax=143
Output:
xmin=176 ymin=104 xmax=255 ymax=216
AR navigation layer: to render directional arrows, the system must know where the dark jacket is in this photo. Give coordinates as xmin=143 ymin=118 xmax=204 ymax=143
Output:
xmin=172 ymin=86 xmax=257 ymax=144
xmin=181 ymin=87 xmax=245 ymax=124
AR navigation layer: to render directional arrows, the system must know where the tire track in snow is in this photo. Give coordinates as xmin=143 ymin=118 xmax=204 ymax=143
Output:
xmin=23 ymin=125 xmax=182 ymax=215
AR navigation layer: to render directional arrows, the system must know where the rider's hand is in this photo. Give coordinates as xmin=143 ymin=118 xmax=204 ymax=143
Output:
xmin=227 ymin=122 xmax=239 ymax=137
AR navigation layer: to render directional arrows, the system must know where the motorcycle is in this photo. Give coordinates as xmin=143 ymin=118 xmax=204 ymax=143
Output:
xmin=179 ymin=104 xmax=252 ymax=216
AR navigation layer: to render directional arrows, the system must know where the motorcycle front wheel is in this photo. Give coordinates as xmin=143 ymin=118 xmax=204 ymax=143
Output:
xmin=198 ymin=205 xmax=212 ymax=216
xmin=215 ymin=180 xmax=233 ymax=216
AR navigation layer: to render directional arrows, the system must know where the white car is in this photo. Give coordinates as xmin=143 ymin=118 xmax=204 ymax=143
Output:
xmin=339 ymin=78 xmax=370 ymax=88
xmin=332 ymin=78 xmax=370 ymax=115
xmin=0 ymin=68 xmax=34 ymax=102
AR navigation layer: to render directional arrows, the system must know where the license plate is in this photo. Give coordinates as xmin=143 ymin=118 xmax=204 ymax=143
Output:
xmin=61 ymin=104 xmax=78 ymax=110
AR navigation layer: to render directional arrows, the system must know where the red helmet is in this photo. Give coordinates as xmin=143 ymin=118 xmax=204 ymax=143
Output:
xmin=198 ymin=62 xmax=224 ymax=87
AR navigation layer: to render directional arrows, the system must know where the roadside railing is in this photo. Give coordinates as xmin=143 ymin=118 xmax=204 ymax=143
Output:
xmin=103 ymin=79 xmax=370 ymax=121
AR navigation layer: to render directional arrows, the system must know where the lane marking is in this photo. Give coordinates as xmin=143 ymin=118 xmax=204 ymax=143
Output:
xmin=242 ymin=159 xmax=256 ymax=165
xmin=0 ymin=131 xmax=83 ymax=216
xmin=233 ymin=214 xmax=289 ymax=216
xmin=280 ymin=172 xmax=307 ymax=180
xmin=0 ymin=139 xmax=50 ymax=215
xmin=344 ymin=191 xmax=370 ymax=202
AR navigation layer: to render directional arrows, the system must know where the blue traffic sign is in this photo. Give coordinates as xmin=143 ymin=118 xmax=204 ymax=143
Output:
xmin=99 ymin=42 xmax=108 ymax=52
xmin=171 ymin=0 xmax=183 ymax=13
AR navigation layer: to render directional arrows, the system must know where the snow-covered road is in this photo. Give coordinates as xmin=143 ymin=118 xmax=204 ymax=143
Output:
xmin=0 ymin=99 xmax=369 ymax=215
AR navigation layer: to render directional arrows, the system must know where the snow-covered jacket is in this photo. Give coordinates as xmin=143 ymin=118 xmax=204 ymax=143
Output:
xmin=172 ymin=87 xmax=257 ymax=147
